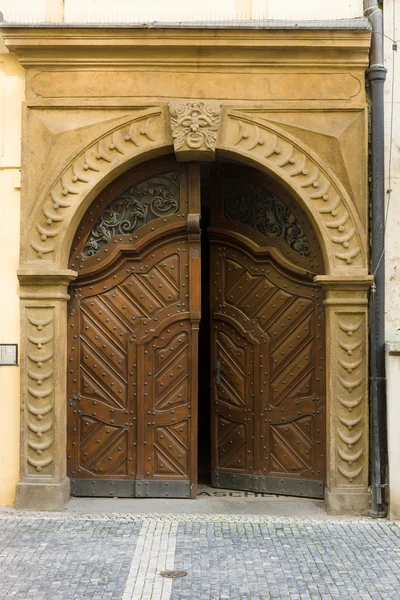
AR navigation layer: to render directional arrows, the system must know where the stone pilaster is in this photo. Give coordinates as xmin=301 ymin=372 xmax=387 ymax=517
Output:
xmin=316 ymin=276 xmax=372 ymax=515
xmin=15 ymin=270 xmax=77 ymax=510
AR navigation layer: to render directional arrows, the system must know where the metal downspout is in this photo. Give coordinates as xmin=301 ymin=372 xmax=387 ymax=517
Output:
xmin=364 ymin=0 xmax=387 ymax=518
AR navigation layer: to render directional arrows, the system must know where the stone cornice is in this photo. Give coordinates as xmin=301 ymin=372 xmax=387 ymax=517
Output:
xmin=1 ymin=27 xmax=371 ymax=70
xmin=314 ymin=275 xmax=373 ymax=289
xmin=18 ymin=269 xmax=78 ymax=300
xmin=18 ymin=268 xmax=78 ymax=286
xmin=314 ymin=275 xmax=373 ymax=305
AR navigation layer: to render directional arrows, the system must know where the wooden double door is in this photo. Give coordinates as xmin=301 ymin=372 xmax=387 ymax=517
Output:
xmin=67 ymin=157 xmax=326 ymax=499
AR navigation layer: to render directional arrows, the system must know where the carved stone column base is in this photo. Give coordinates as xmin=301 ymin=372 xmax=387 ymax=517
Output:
xmin=15 ymin=477 xmax=70 ymax=511
xmin=325 ymin=488 xmax=370 ymax=515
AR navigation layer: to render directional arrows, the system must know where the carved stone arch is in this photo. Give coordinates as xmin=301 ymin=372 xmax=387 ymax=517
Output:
xmin=17 ymin=103 xmax=371 ymax=515
xmin=23 ymin=104 xmax=366 ymax=279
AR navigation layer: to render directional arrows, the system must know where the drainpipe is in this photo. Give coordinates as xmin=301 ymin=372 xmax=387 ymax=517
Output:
xmin=364 ymin=0 xmax=387 ymax=518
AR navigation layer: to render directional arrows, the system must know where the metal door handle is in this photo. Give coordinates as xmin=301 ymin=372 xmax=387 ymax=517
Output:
xmin=214 ymin=360 xmax=222 ymax=387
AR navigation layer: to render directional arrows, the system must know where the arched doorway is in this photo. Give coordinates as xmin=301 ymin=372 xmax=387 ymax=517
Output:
xmin=66 ymin=155 xmax=326 ymax=499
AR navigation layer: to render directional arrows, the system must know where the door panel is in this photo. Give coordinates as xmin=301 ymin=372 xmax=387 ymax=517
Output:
xmin=210 ymin=165 xmax=326 ymax=499
xmin=213 ymin=319 xmax=258 ymax=476
xmin=67 ymin=157 xmax=200 ymax=498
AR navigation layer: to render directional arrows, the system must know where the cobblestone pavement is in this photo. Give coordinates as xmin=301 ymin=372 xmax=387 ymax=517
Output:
xmin=0 ymin=511 xmax=399 ymax=600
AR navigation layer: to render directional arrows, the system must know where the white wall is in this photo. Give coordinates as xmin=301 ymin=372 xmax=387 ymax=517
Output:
xmin=0 ymin=0 xmax=46 ymax=22
xmin=0 ymin=0 xmax=364 ymax=23
xmin=266 ymin=0 xmax=363 ymax=20
xmin=384 ymin=0 xmax=400 ymax=521
xmin=384 ymin=0 xmax=400 ymax=343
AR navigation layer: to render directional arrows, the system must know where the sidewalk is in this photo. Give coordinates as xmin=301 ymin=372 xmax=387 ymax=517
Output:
xmin=0 ymin=500 xmax=399 ymax=599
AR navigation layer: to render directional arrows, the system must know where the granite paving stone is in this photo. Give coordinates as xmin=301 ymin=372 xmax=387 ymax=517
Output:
xmin=0 ymin=511 xmax=399 ymax=599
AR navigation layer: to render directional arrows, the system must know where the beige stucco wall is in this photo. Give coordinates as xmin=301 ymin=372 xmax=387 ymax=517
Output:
xmin=0 ymin=36 xmax=24 ymax=505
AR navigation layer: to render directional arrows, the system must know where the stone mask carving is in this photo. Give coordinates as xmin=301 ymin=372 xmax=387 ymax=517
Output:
xmin=169 ymin=101 xmax=221 ymax=160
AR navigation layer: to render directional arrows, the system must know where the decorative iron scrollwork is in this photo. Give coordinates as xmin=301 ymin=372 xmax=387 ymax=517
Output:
xmin=83 ymin=172 xmax=180 ymax=257
xmin=225 ymin=182 xmax=310 ymax=258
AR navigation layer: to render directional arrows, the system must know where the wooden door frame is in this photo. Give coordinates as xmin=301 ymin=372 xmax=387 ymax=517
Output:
xmin=16 ymin=104 xmax=371 ymax=515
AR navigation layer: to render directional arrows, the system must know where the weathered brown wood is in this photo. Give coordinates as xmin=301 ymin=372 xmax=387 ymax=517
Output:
xmin=187 ymin=163 xmax=201 ymax=498
xmin=209 ymin=164 xmax=326 ymax=498
xmin=67 ymin=158 xmax=326 ymax=499
xmin=67 ymin=156 xmax=200 ymax=498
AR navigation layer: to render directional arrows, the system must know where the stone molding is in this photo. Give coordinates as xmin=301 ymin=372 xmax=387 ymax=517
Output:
xmin=18 ymin=270 xmax=78 ymax=300
xmin=2 ymin=27 xmax=371 ymax=71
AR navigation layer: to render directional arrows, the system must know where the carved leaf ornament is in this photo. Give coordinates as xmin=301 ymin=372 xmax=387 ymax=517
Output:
xmin=336 ymin=315 xmax=365 ymax=484
xmin=225 ymin=182 xmax=311 ymax=257
xmin=27 ymin=310 xmax=55 ymax=474
xmin=83 ymin=173 xmax=180 ymax=257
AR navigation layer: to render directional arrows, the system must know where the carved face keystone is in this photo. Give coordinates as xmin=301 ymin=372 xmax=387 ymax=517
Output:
xmin=169 ymin=102 xmax=221 ymax=154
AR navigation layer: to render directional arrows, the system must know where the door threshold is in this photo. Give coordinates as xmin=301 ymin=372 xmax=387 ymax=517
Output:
xmin=196 ymin=483 xmax=322 ymax=501
xmin=66 ymin=489 xmax=326 ymax=519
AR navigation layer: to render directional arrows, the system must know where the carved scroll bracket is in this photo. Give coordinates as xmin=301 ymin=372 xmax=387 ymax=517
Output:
xmin=169 ymin=101 xmax=222 ymax=161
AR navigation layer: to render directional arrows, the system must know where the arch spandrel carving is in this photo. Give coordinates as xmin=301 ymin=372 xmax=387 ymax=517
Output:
xmin=24 ymin=107 xmax=173 ymax=266
xmin=218 ymin=110 xmax=367 ymax=275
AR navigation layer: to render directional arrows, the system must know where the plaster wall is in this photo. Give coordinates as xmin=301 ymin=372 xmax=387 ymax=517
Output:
xmin=384 ymin=0 xmax=400 ymax=520
xmin=0 ymin=37 xmax=24 ymax=505
xmin=386 ymin=343 xmax=400 ymax=520
xmin=0 ymin=0 xmax=364 ymax=23
xmin=384 ymin=0 xmax=400 ymax=343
